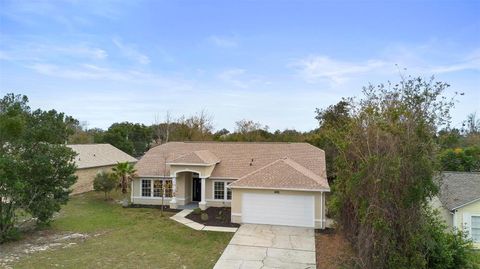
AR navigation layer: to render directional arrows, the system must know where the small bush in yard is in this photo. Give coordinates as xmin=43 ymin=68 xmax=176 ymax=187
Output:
xmin=200 ymin=213 xmax=209 ymax=221
xmin=216 ymin=209 xmax=225 ymax=221
xmin=193 ymin=208 xmax=202 ymax=215
xmin=93 ymin=170 xmax=117 ymax=200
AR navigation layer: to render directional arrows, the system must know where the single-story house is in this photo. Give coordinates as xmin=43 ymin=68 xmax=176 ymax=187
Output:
xmin=133 ymin=142 xmax=330 ymax=228
xmin=431 ymin=171 xmax=480 ymax=248
xmin=67 ymin=144 xmax=137 ymax=195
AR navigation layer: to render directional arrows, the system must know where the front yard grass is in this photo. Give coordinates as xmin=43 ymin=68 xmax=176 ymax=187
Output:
xmin=9 ymin=191 xmax=233 ymax=269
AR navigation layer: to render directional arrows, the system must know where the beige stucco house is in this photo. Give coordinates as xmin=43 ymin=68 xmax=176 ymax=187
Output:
xmin=67 ymin=144 xmax=137 ymax=195
xmin=133 ymin=142 xmax=330 ymax=228
xmin=432 ymin=172 xmax=480 ymax=248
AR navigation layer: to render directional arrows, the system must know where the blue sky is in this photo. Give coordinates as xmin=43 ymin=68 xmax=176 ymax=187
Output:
xmin=0 ymin=0 xmax=479 ymax=131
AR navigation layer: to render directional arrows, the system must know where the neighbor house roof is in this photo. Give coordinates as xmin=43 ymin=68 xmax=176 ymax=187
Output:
xmin=135 ymin=142 xmax=328 ymax=191
xmin=169 ymin=150 xmax=220 ymax=165
xmin=67 ymin=144 xmax=137 ymax=169
xmin=438 ymin=171 xmax=480 ymax=211
xmin=229 ymin=157 xmax=329 ymax=191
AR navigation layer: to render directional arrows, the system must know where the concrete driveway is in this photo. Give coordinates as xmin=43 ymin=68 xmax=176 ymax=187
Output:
xmin=213 ymin=224 xmax=316 ymax=269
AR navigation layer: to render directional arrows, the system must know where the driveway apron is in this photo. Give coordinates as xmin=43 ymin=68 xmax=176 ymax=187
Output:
xmin=213 ymin=224 xmax=316 ymax=269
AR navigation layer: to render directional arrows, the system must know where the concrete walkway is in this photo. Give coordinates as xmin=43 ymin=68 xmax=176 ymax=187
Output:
xmin=170 ymin=209 xmax=238 ymax=233
xmin=214 ymin=224 xmax=316 ymax=269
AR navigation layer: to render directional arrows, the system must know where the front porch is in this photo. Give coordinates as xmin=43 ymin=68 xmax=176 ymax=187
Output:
xmin=131 ymin=170 xmax=234 ymax=210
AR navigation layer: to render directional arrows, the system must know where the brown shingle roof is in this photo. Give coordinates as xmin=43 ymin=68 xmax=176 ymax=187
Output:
xmin=67 ymin=144 xmax=137 ymax=169
xmin=229 ymin=157 xmax=329 ymax=190
xmin=135 ymin=142 xmax=328 ymax=190
xmin=169 ymin=150 xmax=220 ymax=165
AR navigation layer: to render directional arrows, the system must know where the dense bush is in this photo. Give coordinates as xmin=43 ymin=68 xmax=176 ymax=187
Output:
xmin=323 ymin=77 xmax=477 ymax=268
xmin=93 ymin=171 xmax=117 ymax=200
xmin=424 ymin=210 xmax=478 ymax=269
xmin=0 ymin=93 xmax=77 ymax=242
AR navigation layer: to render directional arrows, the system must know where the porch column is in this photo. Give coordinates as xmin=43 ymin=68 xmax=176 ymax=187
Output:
xmin=170 ymin=176 xmax=177 ymax=209
xmin=199 ymin=177 xmax=207 ymax=210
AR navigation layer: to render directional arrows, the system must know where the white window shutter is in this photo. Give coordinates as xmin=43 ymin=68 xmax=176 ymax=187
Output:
xmin=463 ymin=213 xmax=471 ymax=239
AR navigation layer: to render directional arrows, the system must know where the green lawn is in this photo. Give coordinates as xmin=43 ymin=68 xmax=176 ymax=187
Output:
xmin=11 ymin=191 xmax=233 ymax=269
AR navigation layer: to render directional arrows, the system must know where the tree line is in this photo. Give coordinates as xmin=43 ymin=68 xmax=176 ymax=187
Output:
xmin=69 ymin=105 xmax=480 ymax=175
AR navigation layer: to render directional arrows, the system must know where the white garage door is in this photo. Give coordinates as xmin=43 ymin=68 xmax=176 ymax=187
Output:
xmin=242 ymin=192 xmax=314 ymax=227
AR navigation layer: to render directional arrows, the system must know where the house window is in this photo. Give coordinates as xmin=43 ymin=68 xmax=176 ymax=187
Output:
xmin=141 ymin=180 xmax=151 ymax=197
xmin=164 ymin=180 xmax=173 ymax=198
xmin=214 ymin=182 xmax=225 ymax=200
xmin=472 ymin=216 xmax=480 ymax=243
xmin=227 ymin=183 xmax=232 ymax=200
xmin=153 ymin=180 xmax=163 ymax=197
xmin=214 ymin=181 xmax=232 ymax=201
xmin=141 ymin=179 xmax=172 ymax=198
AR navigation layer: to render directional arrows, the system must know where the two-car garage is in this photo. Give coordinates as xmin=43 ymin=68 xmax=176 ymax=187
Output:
xmin=231 ymin=188 xmax=326 ymax=229
xmin=242 ymin=192 xmax=315 ymax=227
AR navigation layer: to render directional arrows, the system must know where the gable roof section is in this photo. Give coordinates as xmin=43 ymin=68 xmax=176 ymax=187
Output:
xmin=135 ymin=142 xmax=327 ymax=181
xmin=67 ymin=144 xmax=137 ymax=169
xmin=229 ymin=157 xmax=329 ymax=191
xmin=438 ymin=172 xmax=480 ymax=211
xmin=169 ymin=150 xmax=219 ymax=165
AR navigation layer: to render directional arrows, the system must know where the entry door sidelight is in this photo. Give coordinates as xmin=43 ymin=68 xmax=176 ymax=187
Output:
xmin=192 ymin=178 xmax=201 ymax=202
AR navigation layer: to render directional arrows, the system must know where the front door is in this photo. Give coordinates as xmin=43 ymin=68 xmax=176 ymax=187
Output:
xmin=192 ymin=178 xmax=201 ymax=202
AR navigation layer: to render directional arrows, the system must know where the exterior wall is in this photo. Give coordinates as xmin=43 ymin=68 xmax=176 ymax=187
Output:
xmin=231 ymin=188 xmax=327 ymax=229
xmin=454 ymin=200 xmax=480 ymax=248
xmin=430 ymin=196 xmax=454 ymax=228
xmin=205 ymin=179 xmax=236 ymax=207
xmin=183 ymin=172 xmax=193 ymax=204
xmin=169 ymin=164 xmax=215 ymax=178
xmin=131 ymin=177 xmax=179 ymax=205
xmin=131 ymin=176 xmax=235 ymax=207
xmin=71 ymin=165 xmax=115 ymax=195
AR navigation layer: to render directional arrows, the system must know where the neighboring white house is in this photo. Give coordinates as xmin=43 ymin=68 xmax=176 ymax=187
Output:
xmin=133 ymin=142 xmax=330 ymax=229
xmin=432 ymin=172 xmax=480 ymax=248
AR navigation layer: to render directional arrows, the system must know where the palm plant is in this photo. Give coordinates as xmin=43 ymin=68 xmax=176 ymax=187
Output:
xmin=112 ymin=162 xmax=137 ymax=207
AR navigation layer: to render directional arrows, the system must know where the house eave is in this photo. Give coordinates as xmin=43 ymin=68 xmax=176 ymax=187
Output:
xmin=166 ymin=162 xmax=217 ymax=166
xmin=229 ymin=185 xmax=330 ymax=192
xmin=450 ymin=197 xmax=480 ymax=211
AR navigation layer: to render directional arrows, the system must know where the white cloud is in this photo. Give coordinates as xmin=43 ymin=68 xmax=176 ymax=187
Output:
xmin=292 ymin=56 xmax=386 ymax=84
xmin=218 ymin=68 xmax=247 ymax=88
xmin=293 ymin=47 xmax=480 ymax=84
xmin=0 ymin=43 xmax=107 ymax=62
xmin=113 ymin=38 xmax=150 ymax=65
xmin=429 ymin=49 xmax=480 ymax=74
xmin=208 ymin=35 xmax=238 ymax=48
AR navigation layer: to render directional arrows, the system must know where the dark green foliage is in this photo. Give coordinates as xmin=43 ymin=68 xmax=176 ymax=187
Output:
xmin=436 ymin=113 xmax=480 ymax=172
xmin=93 ymin=171 xmax=117 ymax=200
xmin=309 ymin=100 xmax=351 ymax=182
xmin=439 ymin=146 xmax=480 ymax=172
xmin=424 ymin=210 xmax=478 ymax=269
xmin=101 ymin=122 xmax=152 ymax=157
xmin=0 ymin=93 xmax=77 ymax=242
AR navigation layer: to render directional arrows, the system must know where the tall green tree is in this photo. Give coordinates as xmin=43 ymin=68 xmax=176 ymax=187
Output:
xmin=0 ymin=93 xmax=77 ymax=242
xmin=112 ymin=162 xmax=136 ymax=207
xmin=102 ymin=122 xmax=152 ymax=157
xmin=309 ymin=100 xmax=351 ymax=182
xmin=323 ymin=78 xmax=476 ymax=268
